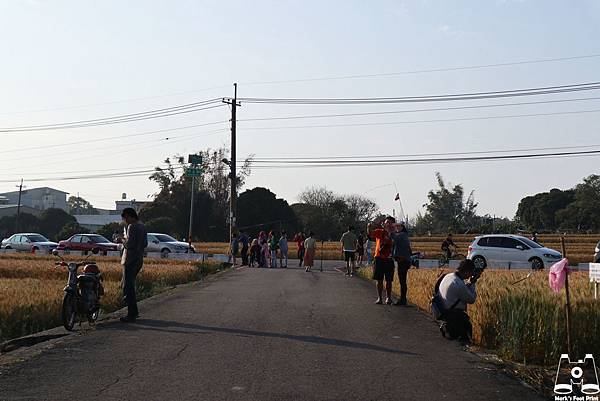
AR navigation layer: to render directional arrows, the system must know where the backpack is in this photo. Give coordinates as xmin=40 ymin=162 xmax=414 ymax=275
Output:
xmin=430 ymin=273 xmax=460 ymax=321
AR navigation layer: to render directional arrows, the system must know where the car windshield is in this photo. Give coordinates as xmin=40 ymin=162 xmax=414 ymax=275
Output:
xmin=154 ymin=234 xmax=177 ymax=242
xmin=90 ymin=235 xmax=111 ymax=243
xmin=519 ymin=237 xmax=543 ymax=249
xmin=27 ymin=235 xmax=50 ymax=242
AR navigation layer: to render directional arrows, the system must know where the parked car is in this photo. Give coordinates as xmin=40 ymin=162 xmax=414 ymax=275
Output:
xmin=57 ymin=234 xmax=118 ymax=254
xmin=594 ymin=241 xmax=600 ymax=263
xmin=146 ymin=233 xmax=195 ymax=256
xmin=1 ymin=233 xmax=58 ymax=253
xmin=467 ymin=234 xmax=562 ymax=270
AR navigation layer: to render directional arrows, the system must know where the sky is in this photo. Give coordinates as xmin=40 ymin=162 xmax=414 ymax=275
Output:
xmin=1 ymin=0 xmax=600 ymax=220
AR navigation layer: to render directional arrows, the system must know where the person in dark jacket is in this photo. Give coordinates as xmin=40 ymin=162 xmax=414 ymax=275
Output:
xmin=391 ymin=221 xmax=412 ymax=306
xmin=118 ymin=208 xmax=148 ymax=323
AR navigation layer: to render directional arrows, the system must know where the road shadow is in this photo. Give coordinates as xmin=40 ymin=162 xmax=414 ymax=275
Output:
xmin=102 ymin=319 xmax=419 ymax=357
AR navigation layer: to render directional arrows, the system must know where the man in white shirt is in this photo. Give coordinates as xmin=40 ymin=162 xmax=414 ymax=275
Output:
xmin=438 ymin=259 xmax=480 ymax=342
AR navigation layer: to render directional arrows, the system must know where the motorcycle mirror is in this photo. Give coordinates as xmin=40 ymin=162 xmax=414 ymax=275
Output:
xmin=91 ymin=247 xmax=100 ymax=255
xmin=52 ymin=249 xmax=59 ymax=256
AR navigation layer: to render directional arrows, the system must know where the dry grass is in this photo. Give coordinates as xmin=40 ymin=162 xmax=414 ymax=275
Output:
xmin=0 ymin=255 xmax=219 ymax=342
xmin=358 ymin=266 xmax=600 ymax=366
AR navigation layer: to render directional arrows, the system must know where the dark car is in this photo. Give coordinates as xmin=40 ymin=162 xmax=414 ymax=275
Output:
xmin=57 ymin=234 xmax=118 ymax=253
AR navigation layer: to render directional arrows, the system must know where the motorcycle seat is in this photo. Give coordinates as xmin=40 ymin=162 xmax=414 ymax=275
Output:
xmin=83 ymin=264 xmax=100 ymax=274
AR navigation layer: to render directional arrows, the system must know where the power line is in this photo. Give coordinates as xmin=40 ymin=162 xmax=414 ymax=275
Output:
xmin=248 ymin=143 xmax=600 ymax=161
xmin=3 ymin=52 xmax=599 ymax=115
xmin=238 ymin=108 xmax=600 ymax=131
xmin=0 ymin=101 xmax=224 ymax=133
xmin=240 ymin=53 xmax=600 ymax=85
xmin=237 ymin=96 xmax=600 ymax=122
xmin=0 ymin=120 xmax=229 ymax=154
xmin=246 ymin=149 xmax=600 ymax=168
xmin=237 ymin=82 xmax=600 ymax=105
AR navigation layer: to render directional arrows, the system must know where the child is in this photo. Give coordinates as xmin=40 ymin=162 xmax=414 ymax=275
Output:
xmin=249 ymin=239 xmax=261 ymax=267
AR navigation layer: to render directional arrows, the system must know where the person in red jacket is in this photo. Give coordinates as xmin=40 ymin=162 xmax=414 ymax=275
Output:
xmin=294 ymin=232 xmax=306 ymax=267
xmin=367 ymin=216 xmax=396 ymax=305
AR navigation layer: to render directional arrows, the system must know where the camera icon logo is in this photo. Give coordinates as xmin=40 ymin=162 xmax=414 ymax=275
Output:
xmin=554 ymin=354 xmax=600 ymax=395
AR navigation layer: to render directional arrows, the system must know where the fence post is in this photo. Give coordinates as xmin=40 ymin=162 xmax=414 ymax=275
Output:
xmin=561 ymin=235 xmax=572 ymax=356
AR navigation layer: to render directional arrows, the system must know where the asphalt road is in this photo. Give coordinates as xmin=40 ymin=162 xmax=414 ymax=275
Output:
xmin=0 ymin=264 xmax=544 ymax=401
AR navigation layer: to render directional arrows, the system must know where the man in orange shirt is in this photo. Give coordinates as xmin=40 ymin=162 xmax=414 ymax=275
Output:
xmin=367 ymin=216 xmax=396 ymax=304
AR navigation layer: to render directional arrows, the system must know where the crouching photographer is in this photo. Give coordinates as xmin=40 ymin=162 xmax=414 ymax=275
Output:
xmin=435 ymin=259 xmax=482 ymax=343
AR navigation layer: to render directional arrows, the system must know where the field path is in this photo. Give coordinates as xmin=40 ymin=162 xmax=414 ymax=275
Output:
xmin=0 ymin=264 xmax=543 ymax=401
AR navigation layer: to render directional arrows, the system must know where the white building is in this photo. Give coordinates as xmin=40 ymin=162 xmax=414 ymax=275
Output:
xmin=0 ymin=187 xmax=69 ymax=212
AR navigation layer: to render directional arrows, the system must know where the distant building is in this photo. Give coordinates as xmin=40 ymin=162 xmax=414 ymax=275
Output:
xmin=73 ymin=214 xmax=122 ymax=232
xmin=74 ymin=199 xmax=151 ymax=232
xmin=0 ymin=205 xmax=41 ymax=218
xmin=0 ymin=187 xmax=69 ymax=212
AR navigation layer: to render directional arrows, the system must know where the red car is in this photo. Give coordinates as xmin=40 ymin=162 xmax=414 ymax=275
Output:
xmin=57 ymin=234 xmax=118 ymax=253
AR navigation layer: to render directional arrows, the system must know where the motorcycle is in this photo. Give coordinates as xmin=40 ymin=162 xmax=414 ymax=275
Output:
xmin=52 ymin=248 xmax=104 ymax=331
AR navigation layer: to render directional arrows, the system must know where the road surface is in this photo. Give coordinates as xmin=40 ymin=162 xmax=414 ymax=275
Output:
xmin=0 ymin=265 xmax=543 ymax=401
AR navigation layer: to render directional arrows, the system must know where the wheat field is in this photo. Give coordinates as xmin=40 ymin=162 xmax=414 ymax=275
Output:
xmin=0 ymin=254 xmax=212 ymax=342
xmin=358 ymin=266 xmax=599 ymax=366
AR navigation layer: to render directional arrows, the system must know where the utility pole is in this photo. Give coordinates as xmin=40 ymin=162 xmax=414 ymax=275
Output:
xmin=222 ymin=83 xmax=240 ymax=242
xmin=186 ymin=154 xmax=202 ymax=247
xmin=15 ymin=179 xmax=24 ymax=233
xmin=188 ymin=176 xmax=195 ymax=247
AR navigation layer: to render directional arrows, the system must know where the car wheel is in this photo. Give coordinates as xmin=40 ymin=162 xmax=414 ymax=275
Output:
xmin=472 ymin=256 xmax=487 ymax=270
xmin=530 ymin=257 xmax=544 ymax=270
xmin=4 ymin=246 xmax=11 ymax=250
xmin=161 ymin=248 xmax=171 ymax=258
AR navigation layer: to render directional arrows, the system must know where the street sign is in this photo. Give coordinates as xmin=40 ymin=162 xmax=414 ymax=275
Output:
xmin=186 ymin=167 xmax=202 ymax=177
xmin=188 ymin=154 xmax=202 ymax=165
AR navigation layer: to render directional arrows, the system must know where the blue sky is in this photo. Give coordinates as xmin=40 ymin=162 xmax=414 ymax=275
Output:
xmin=1 ymin=0 xmax=599 ymax=219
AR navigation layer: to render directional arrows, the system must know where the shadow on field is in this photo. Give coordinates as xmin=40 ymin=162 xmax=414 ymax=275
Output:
xmin=102 ymin=318 xmax=419 ymax=357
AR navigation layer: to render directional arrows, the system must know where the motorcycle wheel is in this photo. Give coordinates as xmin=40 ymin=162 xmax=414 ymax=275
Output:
xmin=62 ymin=293 xmax=77 ymax=331
xmin=88 ymin=308 xmax=100 ymax=323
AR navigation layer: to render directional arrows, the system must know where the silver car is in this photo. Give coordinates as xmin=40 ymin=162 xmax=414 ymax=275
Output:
xmin=146 ymin=233 xmax=195 ymax=257
xmin=1 ymin=233 xmax=58 ymax=253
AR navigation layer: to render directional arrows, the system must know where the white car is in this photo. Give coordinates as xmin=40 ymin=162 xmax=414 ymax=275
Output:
xmin=146 ymin=233 xmax=195 ymax=257
xmin=467 ymin=234 xmax=562 ymax=270
xmin=1 ymin=233 xmax=58 ymax=253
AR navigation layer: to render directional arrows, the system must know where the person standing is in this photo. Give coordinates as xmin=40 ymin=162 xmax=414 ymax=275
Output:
xmin=294 ymin=232 xmax=306 ymax=267
xmin=365 ymin=235 xmax=373 ymax=265
xmin=268 ymin=231 xmax=279 ymax=268
xmin=367 ymin=216 xmax=395 ymax=305
xmin=340 ymin=226 xmax=358 ymax=276
xmin=238 ymin=230 xmax=250 ymax=266
xmin=249 ymin=239 xmax=261 ymax=267
xmin=229 ymin=233 xmax=239 ymax=266
xmin=391 ymin=222 xmax=412 ymax=306
xmin=356 ymin=234 xmax=365 ymax=267
xmin=303 ymin=232 xmax=317 ymax=272
xmin=118 ymin=207 xmax=147 ymax=323
xmin=279 ymin=231 xmax=289 ymax=268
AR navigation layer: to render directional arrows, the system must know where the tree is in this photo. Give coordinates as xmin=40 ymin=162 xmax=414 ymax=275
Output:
xmin=415 ymin=173 xmax=478 ymax=234
xmin=294 ymin=187 xmax=379 ymax=239
xmin=0 ymin=213 xmax=40 ymax=239
xmin=57 ymin=222 xmax=89 ymax=241
xmin=515 ymin=188 xmax=575 ymax=232
xmin=67 ymin=196 xmax=97 ymax=215
xmin=143 ymin=147 xmax=253 ymax=241
xmin=97 ymin=222 xmax=122 ymax=241
xmin=237 ymin=187 xmax=298 ymax=236
xmin=38 ymin=208 xmax=77 ymax=241
xmin=555 ymin=175 xmax=600 ymax=231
